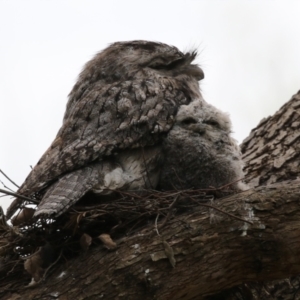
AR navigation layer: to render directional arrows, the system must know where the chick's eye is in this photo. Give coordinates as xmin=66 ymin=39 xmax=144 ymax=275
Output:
xmin=204 ymin=120 xmax=219 ymax=127
xmin=181 ymin=117 xmax=197 ymax=125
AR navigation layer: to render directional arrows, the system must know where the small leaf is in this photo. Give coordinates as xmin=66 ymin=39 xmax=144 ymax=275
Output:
xmin=12 ymin=208 xmax=35 ymax=226
xmin=98 ymin=234 xmax=117 ymax=250
xmin=80 ymin=233 xmax=92 ymax=251
xmin=24 ymin=249 xmax=44 ymax=282
xmin=24 ymin=243 xmax=57 ymax=287
xmin=163 ymin=239 xmax=176 ymax=268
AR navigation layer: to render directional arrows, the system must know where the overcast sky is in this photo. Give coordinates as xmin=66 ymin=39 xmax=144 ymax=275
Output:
xmin=1 ymin=0 xmax=300 ymax=211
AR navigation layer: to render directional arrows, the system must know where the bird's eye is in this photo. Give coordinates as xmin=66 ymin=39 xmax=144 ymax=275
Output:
xmin=181 ymin=117 xmax=197 ymax=125
xmin=204 ymin=120 xmax=219 ymax=127
xmin=148 ymin=62 xmax=164 ymax=69
xmin=148 ymin=58 xmax=167 ymax=70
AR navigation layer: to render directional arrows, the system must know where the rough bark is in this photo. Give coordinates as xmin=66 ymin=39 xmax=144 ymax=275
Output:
xmin=2 ymin=181 xmax=300 ymax=300
xmin=241 ymin=90 xmax=300 ymax=188
xmin=214 ymin=90 xmax=300 ymax=299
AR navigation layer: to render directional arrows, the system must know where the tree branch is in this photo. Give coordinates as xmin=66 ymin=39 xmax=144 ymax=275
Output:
xmin=2 ymin=180 xmax=300 ymax=299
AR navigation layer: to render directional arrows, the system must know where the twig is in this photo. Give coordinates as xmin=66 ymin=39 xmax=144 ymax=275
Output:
xmin=159 ymin=195 xmax=179 ymax=229
xmin=42 ymin=249 xmax=63 ymax=281
xmin=154 ymin=214 xmax=161 ymax=236
xmin=0 ymin=188 xmax=38 ymax=204
xmin=7 ymin=259 xmax=22 ymax=275
xmin=216 ymin=177 xmax=245 ymax=190
xmin=183 ymin=193 xmax=253 ymax=225
xmin=0 ymin=169 xmax=19 ymax=188
xmin=0 ymin=180 xmax=15 ymax=193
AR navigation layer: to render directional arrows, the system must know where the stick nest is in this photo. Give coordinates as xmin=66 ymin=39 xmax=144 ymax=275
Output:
xmin=0 ymin=187 xmax=238 ymax=285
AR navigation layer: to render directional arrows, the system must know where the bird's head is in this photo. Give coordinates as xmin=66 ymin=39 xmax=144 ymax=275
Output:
xmin=68 ymin=41 xmax=204 ymax=105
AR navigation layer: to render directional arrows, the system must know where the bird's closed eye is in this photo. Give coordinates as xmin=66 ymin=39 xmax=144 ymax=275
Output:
xmin=148 ymin=57 xmax=185 ymax=71
xmin=203 ymin=120 xmax=219 ymax=127
xmin=181 ymin=117 xmax=198 ymax=125
xmin=147 ymin=57 xmax=168 ymax=70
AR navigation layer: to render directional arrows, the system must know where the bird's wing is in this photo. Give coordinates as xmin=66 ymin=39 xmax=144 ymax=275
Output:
xmin=6 ymin=76 xmax=191 ymax=218
xmin=33 ymin=160 xmax=118 ymax=218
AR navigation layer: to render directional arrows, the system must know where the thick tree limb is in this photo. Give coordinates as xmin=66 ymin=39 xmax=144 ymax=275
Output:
xmin=241 ymin=90 xmax=300 ymax=188
xmin=2 ymin=180 xmax=300 ymax=300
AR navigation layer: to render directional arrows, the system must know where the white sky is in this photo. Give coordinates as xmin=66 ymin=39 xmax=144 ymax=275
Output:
xmin=1 ymin=0 xmax=300 ymax=211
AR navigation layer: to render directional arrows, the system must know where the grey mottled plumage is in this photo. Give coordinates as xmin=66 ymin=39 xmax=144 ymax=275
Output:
xmin=6 ymin=40 xmax=245 ymax=219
